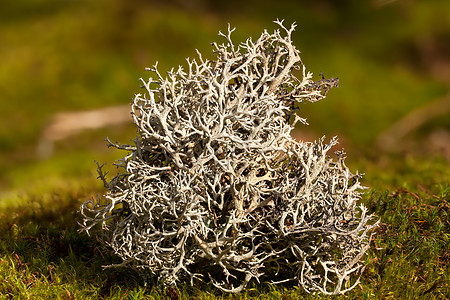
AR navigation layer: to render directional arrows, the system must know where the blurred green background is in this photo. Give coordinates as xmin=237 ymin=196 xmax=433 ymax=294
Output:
xmin=1 ymin=0 xmax=449 ymax=204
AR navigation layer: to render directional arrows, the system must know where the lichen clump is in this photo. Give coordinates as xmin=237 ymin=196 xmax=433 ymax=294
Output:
xmin=80 ymin=20 xmax=378 ymax=295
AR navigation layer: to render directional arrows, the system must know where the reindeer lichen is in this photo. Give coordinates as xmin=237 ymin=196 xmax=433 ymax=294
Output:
xmin=80 ymin=20 xmax=378 ymax=295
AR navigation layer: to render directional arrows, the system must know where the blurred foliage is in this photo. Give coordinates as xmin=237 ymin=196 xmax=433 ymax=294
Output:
xmin=0 ymin=0 xmax=449 ymax=205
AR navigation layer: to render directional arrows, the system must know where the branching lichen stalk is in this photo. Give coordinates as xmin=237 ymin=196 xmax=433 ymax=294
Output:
xmin=80 ymin=20 xmax=378 ymax=295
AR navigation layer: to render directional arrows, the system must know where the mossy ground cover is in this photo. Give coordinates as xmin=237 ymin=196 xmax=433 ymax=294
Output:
xmin=0 ymin=156 xmax=448 ymax=299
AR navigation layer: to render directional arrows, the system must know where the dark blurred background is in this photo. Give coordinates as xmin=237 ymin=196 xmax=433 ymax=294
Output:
xmin=1 ymin=0 xmax=449 ymax=202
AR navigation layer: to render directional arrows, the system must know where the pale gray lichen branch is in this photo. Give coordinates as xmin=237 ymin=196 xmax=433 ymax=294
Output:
xmin=80 ymin=19 xmax=377 ymax=295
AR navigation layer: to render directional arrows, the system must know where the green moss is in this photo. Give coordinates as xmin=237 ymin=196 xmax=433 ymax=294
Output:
xmin=0 ymin=157 xmax=448 ymax=298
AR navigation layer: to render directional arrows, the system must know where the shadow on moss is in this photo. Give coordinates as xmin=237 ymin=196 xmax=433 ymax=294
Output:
xmin=0 ymin=193 xmax=146 ymax=298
